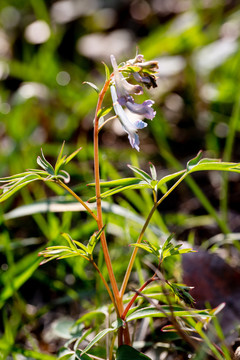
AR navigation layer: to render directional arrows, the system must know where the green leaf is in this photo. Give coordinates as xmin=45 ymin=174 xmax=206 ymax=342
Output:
xmin=61 ymin=233 xmax=78 ymax=251
xmin=125 ymin=306 xmax=212 ymax=322
xmin=75 ymin=308 xmax=107 ymax=327
xmin=97 ymin=106 xmax=112 ymax=119
xmin=52 ymin=318 xmax=76 ymax=339
xmin=87 ymin=226 xmax=105 ymax=255
xmin=130 ymin=240 xmax=159 ymax=258
xmin=71 ymin=239 xmax=88 ymax=253
xmin=58 ymin=353 xmax=75 ymax=360
xmin=149 ymin=162 xmax=157 ymax=181
xmin=81 ymin=318 xmax=123 ymax=354
xmin=88 ymin=182 xmax=149 ymax=202
xmin=102 ymin=61 xmax=110 ymax=80
xmin=75 ymin=350 xmax=92 ymax=360
xmin=116 ymin=345 xmax=151 ymax=360
xmin=188 ymin=159 xmax=240 ymax=174
xmin=0 ymin=174 xmax=41 ymax=203
xmin=65 ymin=146 xmax=82 ymax=165
xmin=80 ymin=328 xmax=114 ymax=355
xmin=88 ymin=177 xmax=142 ymax=188
xmin=55 ymin=142 xmax=66 ymax=174
xmin=157 ymin=170 xmax=186 ymax=190
xmin=37 ymin=148 xmax=55 ymax=174
xmin=128 ymin=164 xmax=152 ymax=182
xmin=83 ymin=81 xmax=100 ymax=93
xmin=187 ymin=150 xmax=203 ymax=171
xmin=168 ymin=283 xmax=195 ymax=306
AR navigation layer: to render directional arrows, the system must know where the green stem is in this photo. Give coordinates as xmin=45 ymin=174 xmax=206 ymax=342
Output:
xmin=120 ymin=171 xmax=188 ymax=298
xmin=56 ymin=179 xmax=98 ymax=221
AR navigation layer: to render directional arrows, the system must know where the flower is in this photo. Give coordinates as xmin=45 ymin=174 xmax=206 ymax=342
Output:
xmin=110 ymin=85 xmax=147 ymax=151
xmin=110 ymin=54 xmax=157 ymax=151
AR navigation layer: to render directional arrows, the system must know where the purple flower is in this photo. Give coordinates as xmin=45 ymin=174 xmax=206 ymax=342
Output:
xmin=110 ymin=54 xmax=156 ymax=151
xmin=125 ymin=98 xmax=156 ymax=119
xmin=110 ymin=54 xmax=143 ymax=106
xmin=110 ymin=86 xmax=147 ymax=151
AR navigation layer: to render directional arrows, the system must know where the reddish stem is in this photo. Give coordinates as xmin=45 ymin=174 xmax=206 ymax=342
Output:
xmin=121 ymin=276 xmax=157 ymax=320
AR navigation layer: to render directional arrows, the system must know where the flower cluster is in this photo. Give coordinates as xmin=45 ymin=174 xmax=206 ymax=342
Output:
xmin=110 ymin=54 xmax=158 ymax=151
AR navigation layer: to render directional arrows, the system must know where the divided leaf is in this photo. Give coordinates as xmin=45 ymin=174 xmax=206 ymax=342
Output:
xmin=39 ymin=227 xmax=105 ymax=265
xmin=130 ymin=234 xmax=195 ymax=263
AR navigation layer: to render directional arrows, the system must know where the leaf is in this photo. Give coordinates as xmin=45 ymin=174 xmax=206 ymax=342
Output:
xmin=55 ymin=142 xmax=66 ymax=174
xmin=168 ymin=283 xmax=195 ymax=306
xmin=87 ymin=182 xmax=149 ymax=202
xmin=88 ymin=177 xmax=142 ymax=188
xmin=187 ymin=150 xmax=203 ymax=171
xmin=157 ymin=170 xmax=186 ymax=190
xmin=75 ymin=350 xmax=92 ymax=360
xmin=61 ymin=233 xmax=78 ymax=251
xmin=52 ymin=318 xmax=76 ymax=339
xmin=75 ymin=308 xmax=107 ymax=327
xmin=102 ymin=61 xmax=110 ymax=80
xmin=80 ymin=328 xmax=114 ymax=355
xmin=125 ymin=306 xmax=212 ymax=322
xmin=130 ymin=240 xmax=159 ymax=258
xmin=65 ymin=146 xmax=82 ymax=165
xmin=83 ymin=81 xmax=100 ymax=93
xmin=149 ymin=162 xmax=157 ymax=181
xmin=128 ymin=164 xmax=152 ymax=182
xmin=116 ymin=345 xmax=151 ymax=360
xmin=129 ymin=242 xmax=157 ymax=255
xmin=97 ymin=106 xmax=112 ymax=119
xmin=0 ymin=174 xmax=41 ymax=203
xmin=37 ymin=148 xmax=55 ymax=174
xmin=87 ymin=226 xmax=105 ymax=255
xmin=81 ymin=318 xmax=123 ymax=355
xmin=58 ymin=353 xmax=75 ymax=360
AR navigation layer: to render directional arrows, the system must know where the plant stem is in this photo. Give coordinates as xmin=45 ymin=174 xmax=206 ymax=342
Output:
xmin=121 ymin=275 xmax=157 ymax=320
xmin=56 ymin=179 xmax=98 ymax=221
xmin=93 ymin=79 xmax=123 ymax=315
xmin=120 ymin=171 xmax=188 ymax=298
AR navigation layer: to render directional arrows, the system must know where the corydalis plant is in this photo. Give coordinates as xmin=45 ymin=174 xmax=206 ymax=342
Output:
xmin=0 ymin=52 xmax=236 ymax=360
xmin=110 ymin=54 xmax=158 ymax=151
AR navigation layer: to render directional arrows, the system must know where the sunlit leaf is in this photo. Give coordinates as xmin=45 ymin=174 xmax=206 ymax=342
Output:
xmin=88 ymin=177 xmax=142 ymax=188
xmin=187 ymin=151 xmax=203 ymax=171
xmin=87 ymin=182 xmax=149 ymax=202
xmin=149 ymin=162 xmax=157 ymax=181
xmin=97 ymin=106 xmax=112 ymax=119
xmin=125 ymin=306 xmax=212 ymax=322
xmin=102 ymin=61 xmax=110 ymax=80
xmin=65 ymin=146 xmax=82 ymax=165
xmin=128 ymin=164 xmax=152 ymax=182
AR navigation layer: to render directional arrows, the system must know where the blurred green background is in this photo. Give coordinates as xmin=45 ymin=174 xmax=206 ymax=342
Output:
xmin=1 ymin=0 xmax=240 ymax=358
